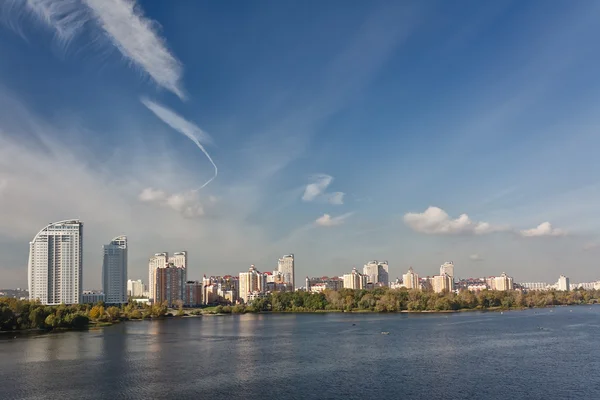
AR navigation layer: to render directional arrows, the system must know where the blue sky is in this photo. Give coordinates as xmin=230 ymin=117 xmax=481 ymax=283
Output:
xmin=1 ymin=0 xmax=600 ymax=288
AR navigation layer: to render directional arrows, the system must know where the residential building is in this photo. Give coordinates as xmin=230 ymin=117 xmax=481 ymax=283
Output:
xmin=440 ymin=262 xmax=455 ymax=280
xmin=184 ymin=281 xmax=202 ymax=306
xmin=432 ymin=274 xmax=453 ymax=293
xmin=169 ymin=251 xmax=188 ymax=282
xmin=28 ymin=219 xmax=83 ymax=305
xmin=402 ymin=267 xmax=419 ymax=290
xmin=148 ymin=252 xmax=168 ymax=302
xmin=520 ymin=282 xmax=550 ymax=291
xmin=81 ymin=291 xmax=104 ymax=304
xmin=343 ymin=268 xmax=367 ymax=290
xmin=278 ymin=254 xmax=295 ymax=290
xmin=155 ymin=264 xmax=185 ymax=306
xmin=102 ymin=235 xmax=128 ymax=304
xmin=239 ymin=265 xmax=261 ymax=303
xmin=490 ymin=272 xmax=514 ymax=291
xmin=127 ymin=279 xmax=145 ymax=297
xmin=307 ymin=276 xmax=344 ymax=291
xmin=363 ymin=260 xmax=390 ymax=287
xmin=557 ymin=275 xmax=570 ymax=291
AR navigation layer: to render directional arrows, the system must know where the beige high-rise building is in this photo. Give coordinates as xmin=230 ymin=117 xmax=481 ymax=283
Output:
xmin=148 ymin=252 xmax=168 ymax=302
xmin=239 ymin=265 xmax=261 ymax=303
xmin=278 ymin=254 xmax=295 ymax=290
xmin=343 ymin=268 xmax=367 ymax=289
xmin=492 ymin=272 xmax=514 ymax=291
xmin=402 ymin=267 xmax=420 ymax=290
xmin=363 ymin=260 xmax=390 ymax=286
xmin=432 ymin=274 xmax=453 ymax=293
xmin=440 ymin=262 xmax=454 ymax=279
xmin=127 ymin=279 xmax=145 ymax=297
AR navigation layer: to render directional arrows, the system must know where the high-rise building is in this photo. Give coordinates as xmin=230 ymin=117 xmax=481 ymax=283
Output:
xmin=440 ymin=262 xmax=454 ymax=279
xmin=184 ymin=281 xmax=203 ymax=306
xmin=557 ymin=275 xmax=570 ymax=291
xmin=102 ymin=235 xmax=128 ymax=304
xmin=343 ymin=268 xmax=367 ymax=290
xmin=490 ymin=272 xmax=514 ymax=291
xmin=127 ymin=279 xmax=145 ymax=297
xmin=363 ymin=260 xmax=389 ymax=286
xmin=278 ymin=254 xmax=295 ymax=290
xmin=149 ymin=252 xmax=168 ymax=301
xmin=239 ymin=265 xmax=261 ymax=303
xmin=155 ymin=264 xmax=185 ymax=306
xmin=432 ymin=274 xmax=453 ymax=293
xmin=28 ymin=220 xmax=83 ymax=305
xmin=403 ymin=267 xmax=420 ymax=290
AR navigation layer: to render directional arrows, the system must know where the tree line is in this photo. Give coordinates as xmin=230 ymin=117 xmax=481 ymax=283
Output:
xmin=2 ymin=288 xmax=599 ymax=330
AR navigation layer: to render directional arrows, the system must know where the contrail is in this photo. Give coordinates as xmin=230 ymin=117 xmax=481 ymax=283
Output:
xmin=141 ymin=97 xmax=217 ymax=190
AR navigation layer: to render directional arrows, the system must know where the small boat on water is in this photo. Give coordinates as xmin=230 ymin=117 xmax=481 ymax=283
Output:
xmin=381 ymin=331 xmax=390 ymax=335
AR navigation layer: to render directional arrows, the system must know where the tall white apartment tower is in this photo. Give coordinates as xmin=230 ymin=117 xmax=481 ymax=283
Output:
xmin=149 ymin=252 xmax=168 ymax=302
xmin=440 ymin=262 xmax=455 ymax=279
xmin=169 ymin=251 xmax=188 ymax=282
xmin=28 ymin=220 xmax=83 ymax=305
xmin=278 ymin=254 xmax=295 ymax=290
xmin=102 ymin=236 xmax=128 ymax=304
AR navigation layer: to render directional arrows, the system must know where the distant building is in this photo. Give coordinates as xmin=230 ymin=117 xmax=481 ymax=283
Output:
xmin=307 ymin=276 xmax=344 ymax=292
xmin=440 ymin=262 xmax=454 ymax=280
xmin=184 ymin=281 xmax=202 ymax=306
xmin=490 ymin=272 xmax=514 ymax=291
xmin=28 ymin=219 xmax=83 ymax=305
xmin=363 ymin=260 xmax=389 ymax=287
xmin=239 ymin=265 xmax=262 ymax=304
xmin=520 ymin=282 xmax=550 ymax=291
xmin=557 ymin=275 xmax=570 ymax=291
xmin=82 ymin=291 xmax=105 ymax=304
xmin=148 ymin=253 xmax=168 ymax=302
xmin=102 ymin=236 xmax=128 ymax=304
xmin=343 ymin=268 xmax=367 ymax=289
xmin=432 ymin=274 xmax=453 ymax=293
xmin=127 ymin=279 xmax=145 ymax=297
xmin=278 ymin=254 xmax=295 ymax=290
xmin=155 ymin=264 xmax=185 ymax=306
xmin=402 ymin=267 xmax=419 ymax=290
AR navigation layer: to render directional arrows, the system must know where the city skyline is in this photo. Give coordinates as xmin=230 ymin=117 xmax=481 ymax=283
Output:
xmin=4 ymin=1 xmax=600 ymax=288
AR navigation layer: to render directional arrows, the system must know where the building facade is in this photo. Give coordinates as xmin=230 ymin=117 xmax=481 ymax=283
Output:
xmin=343 ymin=268 xmax=367 ymax=290
xmin=148 ymin=252 xmax=168 ymax=302
xmin=432 ymin=274 xmax=453 ymax=293
xmin=440 ymin=262 xmax=455 ymax=279
xmin=102 ymin=235 xmax=128 ymax=304
xmin=184 ymin=281 xmax=203 ymax=306
xmin=278 ymin=254 xmax=295 ymax=290
xmin=155 ymin=264 xmax=186 ymax=306
xmin=28 ymin=220 xmax=83 ymax=305
xmin=557 ymin=275 xmax=570 ymax=291
xmin=402 ymin=267 xmax=419 ymax=290
xmin=489 ymin=272 xmax=514 ymax=291
xmin=127 ymin=279 xmax=145 ymax=297
xmin=363 ymin=260 xmax=389 ymax=287
xmin=81 ymin=291 xmax=104 ymax=304
xmin=239 ymin=265 xmax=261 ymax=304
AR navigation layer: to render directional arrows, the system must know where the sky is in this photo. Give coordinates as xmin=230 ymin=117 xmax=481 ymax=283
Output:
xmin=1 ymin=0 xmax=600 ymax=289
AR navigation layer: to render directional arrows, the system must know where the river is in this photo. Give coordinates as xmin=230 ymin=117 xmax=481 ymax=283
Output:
xmin=1 ymin=306 xmax=600 ymax=399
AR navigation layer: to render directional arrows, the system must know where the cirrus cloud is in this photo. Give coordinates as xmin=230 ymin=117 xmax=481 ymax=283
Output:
xmin=403 ymin=206 xmax=507 ymax=235
xmin=315 ymin=212 xmax=354 ymax=227
xmin=302 ymin=174 xmax=345 ymax=205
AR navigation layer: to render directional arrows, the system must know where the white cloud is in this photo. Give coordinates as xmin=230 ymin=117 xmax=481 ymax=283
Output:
xmin=5 ymin=0 xmax=185 ymax=99
xmin=520 ymin=222 xmax=566 ymax=237
xmin=139 ymin=188 xmax=207 ymax=218
xmin=315 ymin=212 xmax=353 ymax=227
xmin=302 ymin=174 xmax=332 ymax=201
xmin=302 ymin=174 xmax=345 ymax=204
xmin=469 ymin=254 xmax=483 ymax=261
xmin=403 ymin=206 xmax=507 ymax=235
xmin=141 ymin=98 xmax=217 ymax=189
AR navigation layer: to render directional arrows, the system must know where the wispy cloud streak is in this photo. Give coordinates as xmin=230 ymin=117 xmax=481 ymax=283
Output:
xmin=141 ymin=98 xmax=217 ymax=190
xmin=4 ymin=0 xmax=185 ymax=98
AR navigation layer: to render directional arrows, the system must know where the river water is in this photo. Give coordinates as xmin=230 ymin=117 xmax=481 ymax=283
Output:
xmin=1 ymin=306 xmax=600 ymax=399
